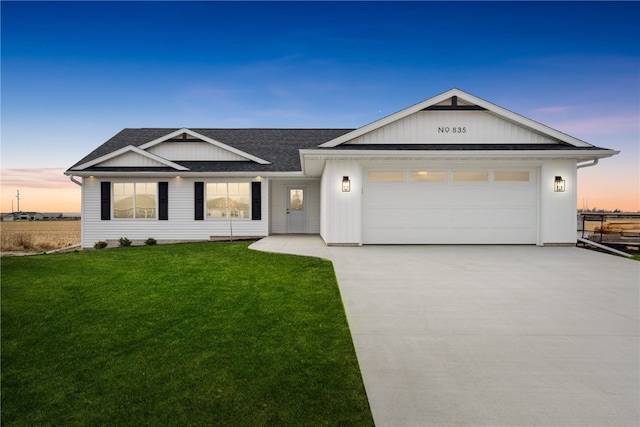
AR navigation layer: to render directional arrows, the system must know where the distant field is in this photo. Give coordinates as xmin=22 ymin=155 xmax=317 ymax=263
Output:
xmin=1 ymin=220 xmax=80 ymax=252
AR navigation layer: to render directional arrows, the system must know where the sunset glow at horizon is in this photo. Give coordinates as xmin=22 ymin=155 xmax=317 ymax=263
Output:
xmin=2 ymin=1 xmax=638 ymax=214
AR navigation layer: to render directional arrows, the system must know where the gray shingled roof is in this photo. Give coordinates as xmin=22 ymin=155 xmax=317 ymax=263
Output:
xmin=67 ymin=128 xmax=609 ymax=174
xmin=67 ymin=128 xmax=354 ymax=173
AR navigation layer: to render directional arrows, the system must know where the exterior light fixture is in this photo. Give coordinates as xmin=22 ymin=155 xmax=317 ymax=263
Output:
xmin=554 ymin=176 xmax=565 ymax=192
xmin=342 ymin=176 xmax=351 ymax=192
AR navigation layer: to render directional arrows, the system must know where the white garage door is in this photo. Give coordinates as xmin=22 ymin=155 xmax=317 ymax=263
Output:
xmin=363 ymin=169 xmax=538 ymax=244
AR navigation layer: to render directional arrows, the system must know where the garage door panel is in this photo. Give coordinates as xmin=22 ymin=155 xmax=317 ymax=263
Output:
xmin=492 ymin=208 xmax=536 ymax=226
xmin=407 ymin=208 xmax=451 ymax=226
xmin=490 ymin=188 xmax=535 ymax=205
xmin=450 ymin=208 xmax=493 ymax=226
xmin=365 ymin=187 xmax=403 ymax=205
xmin=366 ymin=207 xmax=409 ymax=226
xmin=363 ymin=168 xmax=537 ymax=244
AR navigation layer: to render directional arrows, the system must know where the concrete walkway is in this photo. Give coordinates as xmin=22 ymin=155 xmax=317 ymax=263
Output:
xmin=250 ymin=236 xmax=640 ymax=426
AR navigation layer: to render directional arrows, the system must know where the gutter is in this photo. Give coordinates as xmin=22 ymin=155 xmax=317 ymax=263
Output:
xmin=69 ymin=175 xmax=82 ymax=186
xmin=577 ymin=159 xmax=599 ymax=169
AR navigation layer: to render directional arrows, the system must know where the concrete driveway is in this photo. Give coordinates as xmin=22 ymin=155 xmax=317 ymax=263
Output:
xmin=251 ymin=237 xmax=639 ymax=426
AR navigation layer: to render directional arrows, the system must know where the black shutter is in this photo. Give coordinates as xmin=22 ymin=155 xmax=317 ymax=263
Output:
xmin=194 ymin=182 xmax=204 ymax=220
xmin=158 ymin=182 xmax=168 ymax=220
xmin=251 ymin=181 xmax=261 ymax=220
xmin=100 ymin=182 xmax=111 ymax=220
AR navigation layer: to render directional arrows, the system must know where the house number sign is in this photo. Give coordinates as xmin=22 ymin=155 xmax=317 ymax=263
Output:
xmin=438 ymin=127 xmax=467 ymax=134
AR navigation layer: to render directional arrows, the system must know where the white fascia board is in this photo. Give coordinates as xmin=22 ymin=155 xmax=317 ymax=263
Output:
xmin=451 ymin=90 xmax=593 ymax=147
xmin=320 ymin=88 xmax=593 ymax=148
xmin=139 ymin=128 xmax=271 ymax=165
xmin=71 ymin=145 xmax=190 ymax=171
xmin=64 ymin=170 xmax=305 ymax=178
xmin=319 ymin=89 xmax=457 ymax=147
xmin=301 ymin=148 xmax=619 ymax=162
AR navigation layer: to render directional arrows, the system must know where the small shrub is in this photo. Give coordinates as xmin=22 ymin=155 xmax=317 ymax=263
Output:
xmin=94 ymin=241 xmax=108 ymax=250
xmin=118 ymin=237 xmax=132 ymax=247
xmin=145 ymin=237 xmax=157 ymax=246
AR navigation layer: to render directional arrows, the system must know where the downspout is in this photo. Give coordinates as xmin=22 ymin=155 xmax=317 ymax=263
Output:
xmin=577 ymin=159 xmax=599 ymax=169
xmin=69 ymin=175 xmax=82 ymax=186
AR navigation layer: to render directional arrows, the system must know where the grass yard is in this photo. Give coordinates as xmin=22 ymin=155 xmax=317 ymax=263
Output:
xmin=1 ymin=242 xmax=373 ymax=426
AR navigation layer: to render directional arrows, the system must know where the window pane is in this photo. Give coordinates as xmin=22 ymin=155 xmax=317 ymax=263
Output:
xmin=206 ymin=183 xmax=227 ymax=218
xmin=494 ymin=171 xmax=529 ymax=182
xmin=136 ymin=183 xmax=157 ymax=219
xmin=410 ymin=171 xmax=447 ymax=182
xmin=228 ymin=183 xmax=250 ymax=219
xmin=113 ymin=183 xmax=134 ymax=218
xmin=368 ymin=171 xmax=405 ymax=182
xmin=452 ymin=171 xmax=488 ymax=182
xmin=289 ymin=189 xmax=304 ymax=211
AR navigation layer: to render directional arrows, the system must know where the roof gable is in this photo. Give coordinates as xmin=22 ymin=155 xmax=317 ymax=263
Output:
xmin=73 ymin=146 xmax=189 ymax=171
xmin=319 ymin=88 xmax=592 ymax=148
xmin=140 ymin=128 xmax=271 ymax=164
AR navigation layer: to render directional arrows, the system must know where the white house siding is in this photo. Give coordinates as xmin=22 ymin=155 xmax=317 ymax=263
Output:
xmin=269 ymin=179 xmax=321 ymax=234
xmin=540 ymin=159 xmax=578 ymax=244
xmin=147 ymin=142 xmax=248 ymax=161
xmin=80 ymin=177 xmax=268 ymax=248
xmin=320 ymin=160 xmax=363 ymax=245
xmin=347 ymin=111 xmax=559 ymax=145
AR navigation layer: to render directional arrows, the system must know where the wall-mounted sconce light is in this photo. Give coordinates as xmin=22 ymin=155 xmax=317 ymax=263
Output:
xmin=342 ymin=176 xmax=351 ymax=192
xmin=554 ymin=176 xmax=565 ymax=192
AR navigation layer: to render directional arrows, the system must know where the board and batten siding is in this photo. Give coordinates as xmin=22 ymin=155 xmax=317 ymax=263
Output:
xmin=320 ymin=160 xmax=363 ymax=245
xmin=347 ymin=110 xmax=560 ymax=145
xmin=269 ymin=179 xmax=321 ymax=234
xmin=80 ymin=177 xmax=268 ymax=248
xmin=540 ymin=159 xmax=578 ymax=244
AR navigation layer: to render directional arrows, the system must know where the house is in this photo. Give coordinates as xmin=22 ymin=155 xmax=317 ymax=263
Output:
xmin=65 ymin=88 xmax=618 ymax=249
xmin=3 ymin=212 xmax=41 ymax=221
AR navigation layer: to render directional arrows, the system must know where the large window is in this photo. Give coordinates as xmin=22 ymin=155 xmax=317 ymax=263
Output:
xmin=206 ymin=183 xmax=250 ymax=219
xmin=113 ymin=182 xmax=157 ymax=219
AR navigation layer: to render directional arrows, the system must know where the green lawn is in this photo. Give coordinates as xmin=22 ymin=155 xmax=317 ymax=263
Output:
xmin=1 ymin=243 xmax=374 ymax=426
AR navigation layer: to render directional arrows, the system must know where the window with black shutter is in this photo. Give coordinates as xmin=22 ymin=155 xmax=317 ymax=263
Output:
xmin=194 ymin=182 xmax=204 ymax=220
xmin=100 ymin=181 xmax=111 ymax=220
xmin=251 ymin=181 xmax=261 ymax=220
xmin=159 ymin=182 xmax=168 ymax=220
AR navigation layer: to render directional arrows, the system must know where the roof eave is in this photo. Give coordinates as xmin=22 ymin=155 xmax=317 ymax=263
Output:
xmin=301 ymin=148 xmax=619 ymax=161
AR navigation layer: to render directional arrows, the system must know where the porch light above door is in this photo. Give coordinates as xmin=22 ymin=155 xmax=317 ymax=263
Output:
xmin=554 ymin=176 xmax=565 ymax=192
xmin=342 ymin=176 xmax=351 ymax=192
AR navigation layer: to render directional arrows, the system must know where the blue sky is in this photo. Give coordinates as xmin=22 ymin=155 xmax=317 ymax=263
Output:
xmin=1 ymin=1 xmax=639 ymax=212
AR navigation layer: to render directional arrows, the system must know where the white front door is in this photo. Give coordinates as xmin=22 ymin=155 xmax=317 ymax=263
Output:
xmin=286 ymin=187 xmax=307 ymax=233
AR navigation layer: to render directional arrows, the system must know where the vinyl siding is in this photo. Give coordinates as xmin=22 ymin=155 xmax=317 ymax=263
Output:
xmin=147 ymin=142 xmax=248 ymax=161
xmin=80 ymin=177 xmax=267 ymax=248
xmin=99 ymin=151 xmax=168 ymax=167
